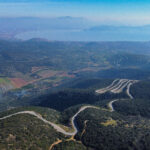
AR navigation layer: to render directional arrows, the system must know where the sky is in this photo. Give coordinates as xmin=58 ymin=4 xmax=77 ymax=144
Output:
xmin=0 ymin=0 xmax=150 ymax=25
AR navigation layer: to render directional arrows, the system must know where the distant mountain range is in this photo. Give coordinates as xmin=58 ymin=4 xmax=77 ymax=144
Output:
xmin=0 ymin=16 xmax=91 ymax=31
xmin=86 ymin=25 xmax=150 ymax=32
xmin=1 ymin=17 xmax=150 ymax=41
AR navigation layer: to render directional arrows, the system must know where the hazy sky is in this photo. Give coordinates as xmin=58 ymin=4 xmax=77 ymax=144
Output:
xmin=0 ymin=0 xmax=150 ymax=25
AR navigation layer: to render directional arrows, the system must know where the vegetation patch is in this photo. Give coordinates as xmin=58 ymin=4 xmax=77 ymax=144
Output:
xmin=0 ymin=78 xmax=10 ymax=84
xmin=0 ymin=114 xmax=66 ymax=150
xmin=101 ymin=118 xmax=117 ymax=126
xmin=52 ymin=140 xmax=87 ymax=150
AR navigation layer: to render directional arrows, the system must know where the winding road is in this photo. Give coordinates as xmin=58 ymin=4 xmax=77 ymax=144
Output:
xmin=108 ymin=99 xmax=119 ymax=112
xmin=96 ymin=79 xmax=138 ymax=98
xmin=105 ymin=79 xmax=138 ymax=111
xmin=0 ymin=78 xmax=138 ymax=136
xmin=0 ymin=106 xmax=98 ymax=136
xmin=126 ymin=81 xmax=137 ymax=99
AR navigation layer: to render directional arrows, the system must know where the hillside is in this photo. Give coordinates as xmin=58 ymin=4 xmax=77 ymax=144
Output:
xmin=2 ymin=0 xmax=150 ymax=149
xmin=0 ymin=40 xmax=149 ymax=94
xmin=0 ymin=78 xmax=150 ymax=149
xmin=112 ymin=80 xmax=150 ymax=118
xmin=0 ymin=40 xmax=150 ymax=112
xmin=1 ymin=102 xmax=150 ymax=150
xmin=0 ymin=107 xmax=65 ymax=150
xmin=0 ymin=41 xmax=150 ymax=149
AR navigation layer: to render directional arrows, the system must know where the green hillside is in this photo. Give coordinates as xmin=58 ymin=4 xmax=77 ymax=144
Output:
xmin=0 ymin=41 xmax=150 ymax=149
xmin=0 ymin=113 xmax=65 ymax=150
xmin=1 ymin=104 xmax=150 ymax=150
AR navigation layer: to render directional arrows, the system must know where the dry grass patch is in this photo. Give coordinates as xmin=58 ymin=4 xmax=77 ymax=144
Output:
xmin=101 ymin=118 xmax=117 ymax=127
